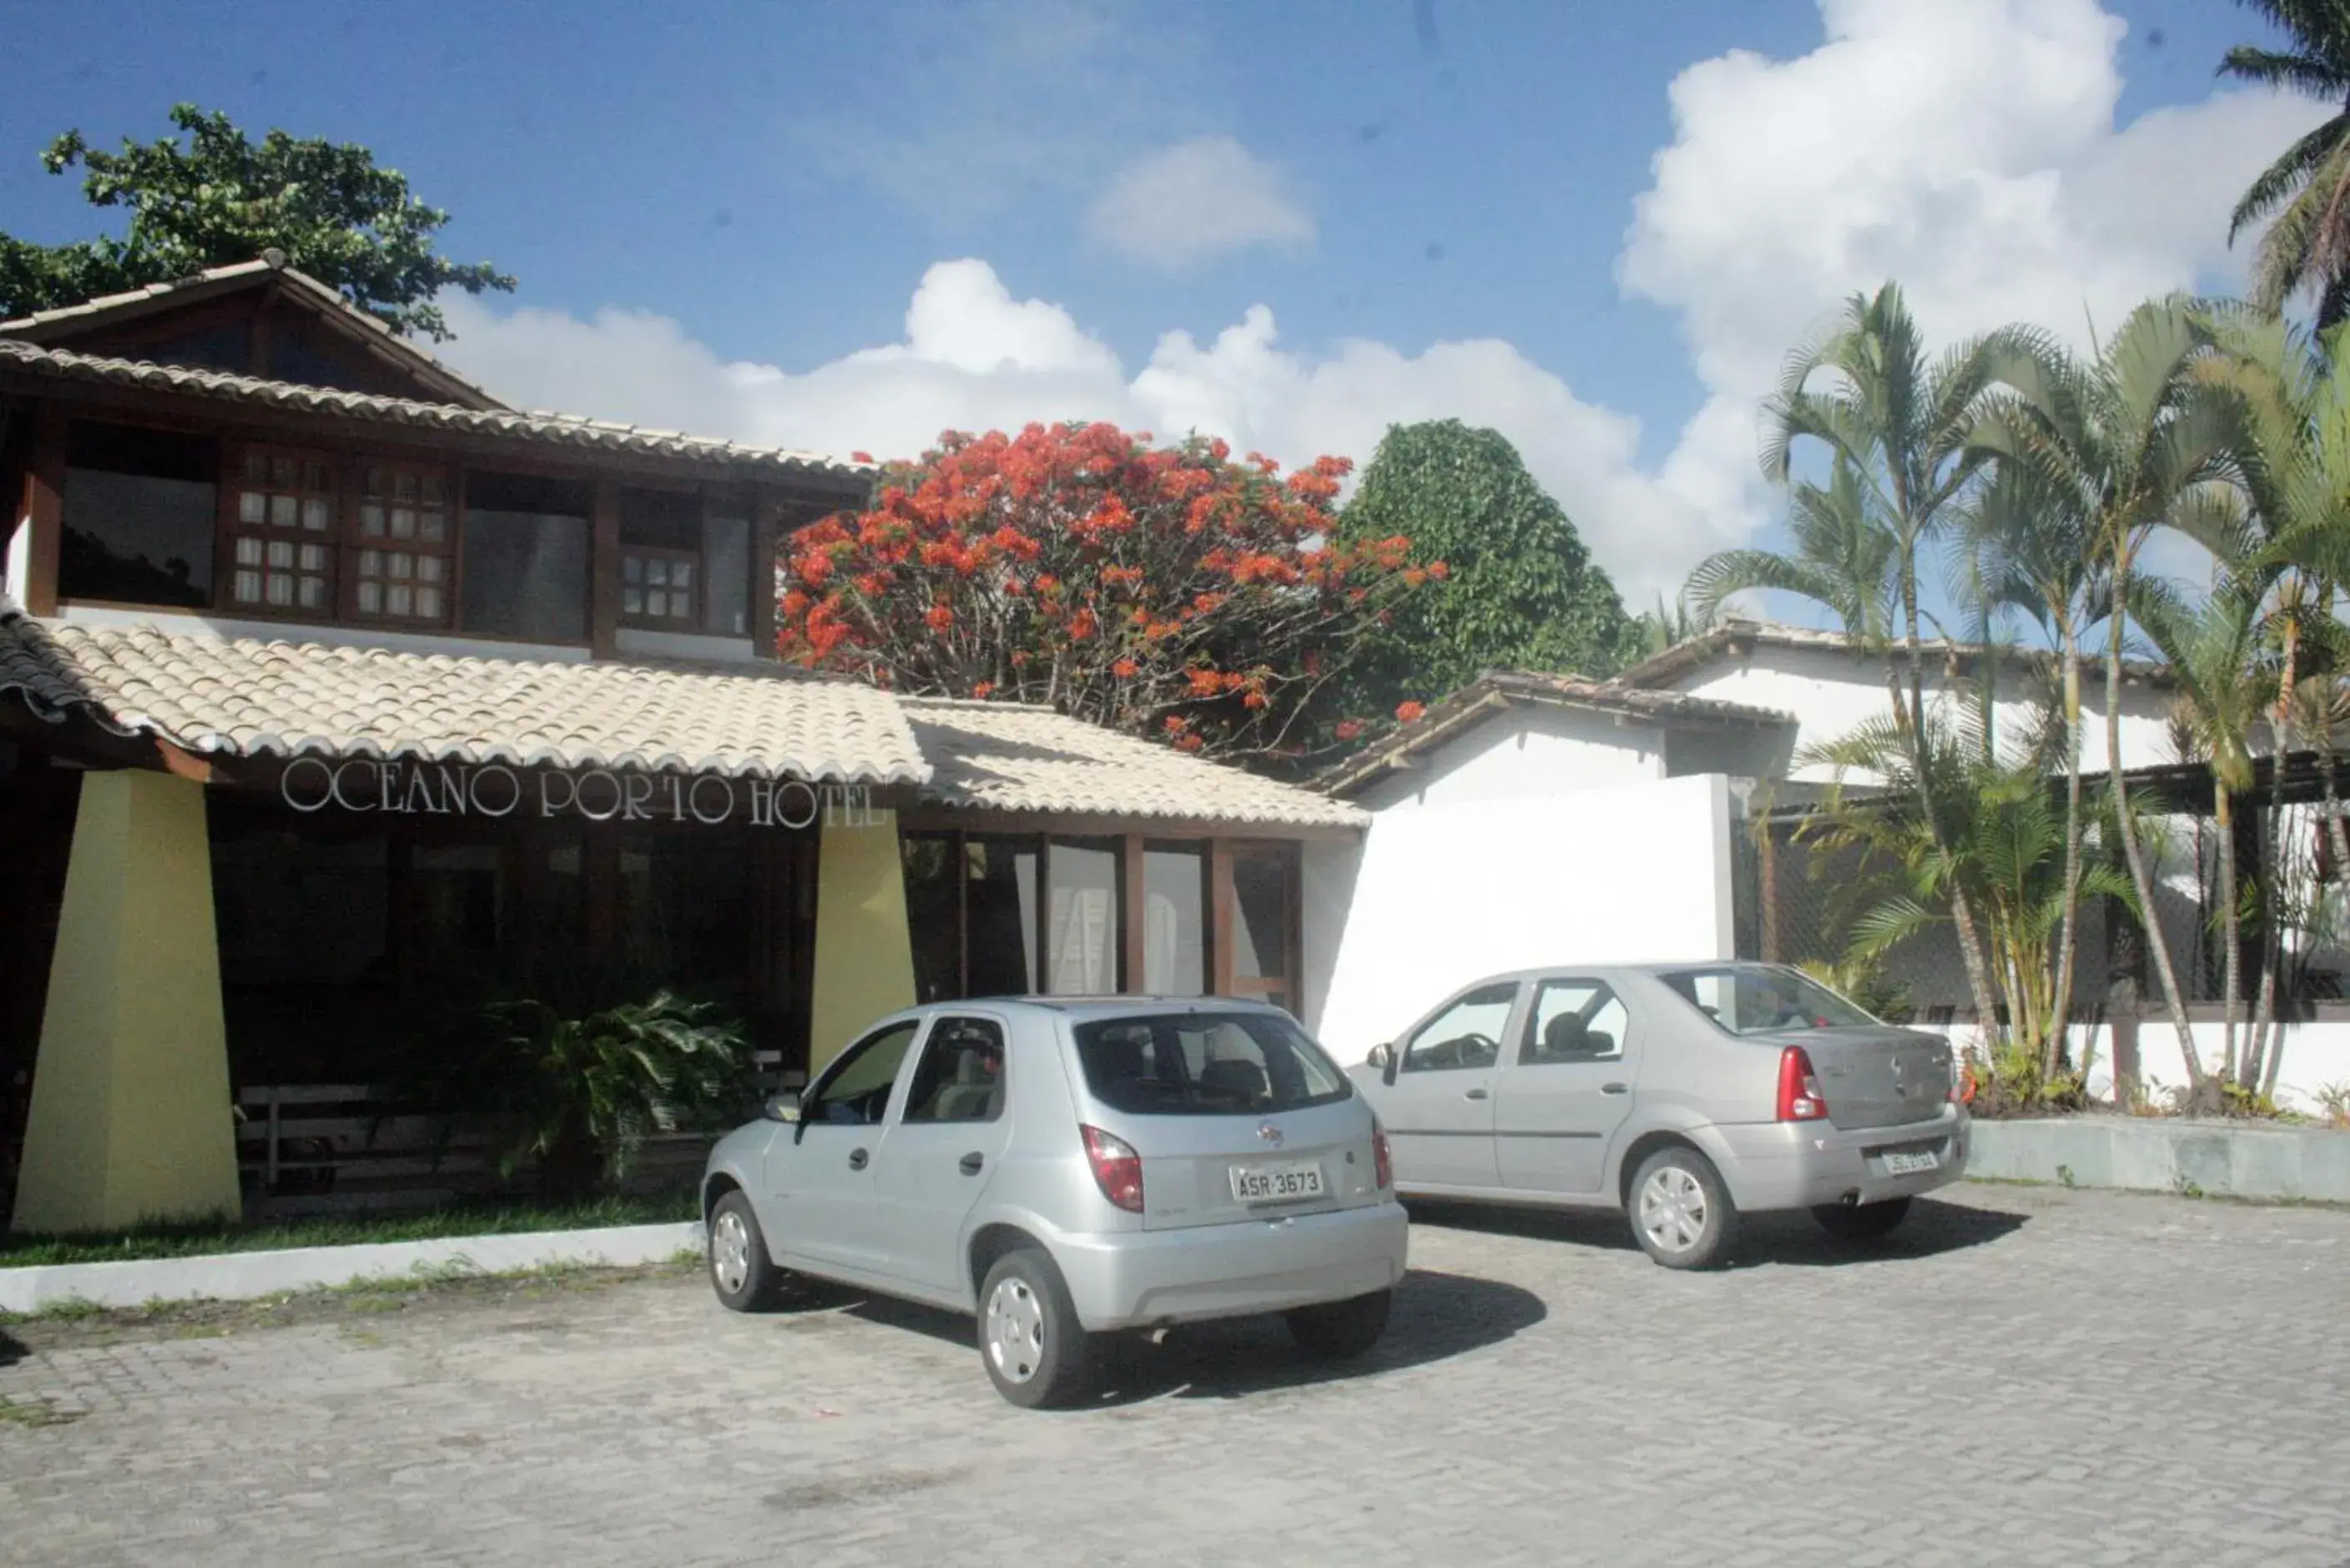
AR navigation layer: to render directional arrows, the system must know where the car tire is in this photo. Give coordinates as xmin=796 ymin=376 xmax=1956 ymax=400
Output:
xmin=1286 ymin=1288 xmax=1392 ymax=1360
xmin=706 ymin=1189 xmax=786 ymax=1312
xmin=978 ymin=1248 xmax=1096 ymax=1409
xmin=1811 ymin=1197 xmax=1913 ymax=1242
xmin=1628 ymin=1146 xmax=1740 ymax=1270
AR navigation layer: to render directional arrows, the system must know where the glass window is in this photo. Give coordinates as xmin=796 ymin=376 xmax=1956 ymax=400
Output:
xmin=350 ymin=461 xmax=453 ymax=623
xmin=460 ymin=471 xmax=591 ymax=643
xmin=1521 ymin=980 xmax=1630 ymax=1064
xmin=1228 ymin=850 xmax=1294 ymax=1008
xmin=900 ymin=1016 xmax=1006 ymax=1123
xmin=1142 ymin=845 xmax=1206 ymax=996
xmin=966 ymin=837 xmax=1038 ymax=996
xmin=1045 ymin=839 xmax=1120 ymax=995
xmin=703 ymin=514 xmax=751 ymax=638
xmin=903 ymin=834 xmax=963 ymax=1003
xmin=1072 ymin=1010 xmax=1349 ymax=1116
xmin=1660 ymin=966 xmax=1879 ymax=1035
xmin=807 ymin=1020 xmax=919 ymax=1124
xmin=1402 ymin=982 xmax=1516 ymax=1072
xmin=224 ymin=445 xmax=335 ymax=614
xmin=619 ymin=487 xmax=703 ymax=627
xmin=616 ymin=836 xmax=752 ymax=1010
xmin=58 ymin=422 xmax=218 ymax=608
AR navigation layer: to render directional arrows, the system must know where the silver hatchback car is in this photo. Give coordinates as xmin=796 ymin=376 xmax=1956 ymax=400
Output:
xmin=1353 ymin=962 xmax=1969 ymax=1268
xmin=702 ymin=998 xmax=1409 ymax=1406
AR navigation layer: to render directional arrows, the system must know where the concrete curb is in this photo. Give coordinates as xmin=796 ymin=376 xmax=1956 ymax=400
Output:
xmin=1968 ymin=1117 xmax=2350 ymax=1202
xmin=0 ymin=1221 xmax=705 ymax=1313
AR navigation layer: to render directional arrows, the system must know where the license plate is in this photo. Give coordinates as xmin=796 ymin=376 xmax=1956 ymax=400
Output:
xmin=1883 ymin=1149 xmax=1939 ymax=1176
xmin=1230 ymin=1160 xmax=1324 ymax=1203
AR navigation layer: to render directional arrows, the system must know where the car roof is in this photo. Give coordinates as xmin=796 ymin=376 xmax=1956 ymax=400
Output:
xmin=895 ymin=995 xmax=1295 ymax=1023
xmin=1456 ymin=960 xmax=1797 ymax=986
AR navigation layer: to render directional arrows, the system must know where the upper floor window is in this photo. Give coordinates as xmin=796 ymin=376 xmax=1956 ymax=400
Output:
xmin=353 ymin=462 xmax=454 ymax=623
xmin=619 ymin=486 xmax=751 ymax=638
xmin=227 ymin=447 xmax=335 ymax=613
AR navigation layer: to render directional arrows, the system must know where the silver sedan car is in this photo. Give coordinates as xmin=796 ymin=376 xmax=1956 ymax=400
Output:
xmin=702 ymin=998 xmax=1409 ymax=1406
xmin=1352 ymin=963 xmax=1969 ymax=1268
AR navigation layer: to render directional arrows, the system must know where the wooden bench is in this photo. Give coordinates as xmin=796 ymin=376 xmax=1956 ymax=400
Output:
xmin=236 ymin=1051 xmax=804 ymax=1217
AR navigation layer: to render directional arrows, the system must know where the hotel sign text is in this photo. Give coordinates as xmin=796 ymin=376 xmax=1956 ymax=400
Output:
xmin=277 ymin=757 xmax=881 ymax=829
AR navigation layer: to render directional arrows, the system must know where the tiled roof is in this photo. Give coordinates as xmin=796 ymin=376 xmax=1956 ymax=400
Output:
xmin=0 ymin=255 xmax=507 ymax=412
xmin=1616 ymin=618 xmax=2176 ymax=689
xmin=0 ymin=615 xmax=1364 ymax=830
xmin=0 ymin=335 xmax=872 ymax=484
xmin=1319 ymin=668 xmax=1793 ymax=798
xmin=900 ymin=697 xmax=1366 ymax=827
xmin=0 ymin=617 xmax=927 ymax=784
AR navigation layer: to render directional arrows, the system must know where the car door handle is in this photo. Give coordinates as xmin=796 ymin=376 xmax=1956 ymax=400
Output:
xmin=1464 ymin=1087 xmax=1490 ymax=1101
xmin=848 ymin=1147 xmax=869 ymax=1171
xmin=1601 ymin=1082 xmax=1629 ymax=1095
xmin=959 ymin=1152 xmax=985 ymax=1176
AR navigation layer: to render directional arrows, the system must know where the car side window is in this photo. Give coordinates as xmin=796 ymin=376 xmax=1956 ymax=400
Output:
xmin=806 ymin=1021 xmax=920 ymax=1125
xmin=900 ymin=1017 xmax=1007 ymax=1124
xmin=1402 ymin=983 xmax=1517 ymax=1073
xmin=1520 ymin=981 xmax=1629 ymax=1065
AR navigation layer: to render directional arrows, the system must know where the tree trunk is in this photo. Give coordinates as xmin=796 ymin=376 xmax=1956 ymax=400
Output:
xmin=2050 ymin=632 xmax=2085 ymax=1078
xmin=1897 ymin=561 xmax=2005 ymax=1051
xmin=2215 ymin=785 xmax=2242 ymax=1090
xmin=2247 ymin=615 xmax=2302 ymax=1098
xmin=2106 ymin=565 xmax=2206 ymax=1097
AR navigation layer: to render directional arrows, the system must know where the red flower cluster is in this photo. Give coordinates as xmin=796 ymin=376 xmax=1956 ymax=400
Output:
xmin=774 ymin=421 xmax=1429 ymax=766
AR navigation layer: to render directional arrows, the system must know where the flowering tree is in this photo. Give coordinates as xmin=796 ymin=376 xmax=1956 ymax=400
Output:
xmin=777 ymin=421 xmax=1437 ymax=768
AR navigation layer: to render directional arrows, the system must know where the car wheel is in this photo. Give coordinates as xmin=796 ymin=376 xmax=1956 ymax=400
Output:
xmin=1286 ymin=1288 xmax=1392 ymax=1360
xmin=707 ymin=1190 xmax=785 ymax=1312
xmin=1629 ymin=1146 xmax=1740 ymax=1270
xmin=1811 ymin=1196 xmax=1912 ymax=1242
xmin=978 ymin=1248 xmax=1096 ymax=1409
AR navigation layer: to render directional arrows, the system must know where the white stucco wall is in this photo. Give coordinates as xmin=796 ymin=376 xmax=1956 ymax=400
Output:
xmin=1662 ymin=643 xmax=2176 ymax=780
xmin=1304 ymin=771 xmax=1737 ymax=1062
xmin=1349 ymin=707 xmax=1667 ymax=812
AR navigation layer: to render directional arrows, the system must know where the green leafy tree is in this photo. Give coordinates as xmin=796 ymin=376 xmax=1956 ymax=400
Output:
xmin=1334 ymin=419 xmax=1637 ymax=708
xmin=0 ymin=103 xmax=513 ymax=340
xmin=2220 ymin=1 xmax=2350 ymax=326
xmin=1974 ymin=297 xmax=2256 ymax=1107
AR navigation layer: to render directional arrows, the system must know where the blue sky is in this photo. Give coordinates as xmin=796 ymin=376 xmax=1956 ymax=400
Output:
xmin=0 ymin=0 xmax=2318 ymax=608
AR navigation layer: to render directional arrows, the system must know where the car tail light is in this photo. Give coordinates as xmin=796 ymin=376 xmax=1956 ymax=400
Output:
xmin=1082 ymin=1125 xmax=1144 ymax=1213
xmin=1776 ymin=1046 xmax=1828 ymax=1122
xmin=1372 ymin=1122 xmax=1393 ymax=1190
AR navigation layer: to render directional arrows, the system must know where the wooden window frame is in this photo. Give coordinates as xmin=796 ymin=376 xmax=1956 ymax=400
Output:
xmin=346 ymin=457 xmax=458 ymax=629
xmin=618 ymin=544 xmax=702 ymax=628
xmin=218 ymin=442 xmax=339 ymax=618
xmin=215 ymin=443 xmax=459 ymax=629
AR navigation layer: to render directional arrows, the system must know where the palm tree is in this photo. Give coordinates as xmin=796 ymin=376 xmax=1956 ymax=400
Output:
xmin=1973 ymin=297 xmax=2255 ymax=1107
xmin=1749 ymin=283 xmax=2011 ymax=1039
xmin=2140 ymin=582 xmax=2273 ymax=1091
xmin=1804 ymin=703 xmax=2139 ymax=1090
xmin=2221 ymin=1 xmax=2350 ymax=326
xmin=1959 ymin=457 xmax=2110 ymax=1076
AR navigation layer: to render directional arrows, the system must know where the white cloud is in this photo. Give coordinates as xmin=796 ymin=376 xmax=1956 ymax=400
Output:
xmin=1084 ymin=137 xmax=1316 ymax=269
xmin=440 ymin=260 xmax=1716 ymax=602
xmin=439 ymin=0 xmax=2332 ymax=617
xmin=1620 ymin=0 xmax=2330 ymax=559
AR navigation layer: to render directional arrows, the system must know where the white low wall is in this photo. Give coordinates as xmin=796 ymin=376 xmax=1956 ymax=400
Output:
xmin=1969 ymin=1117 xmax=2350 ymax=1202
xmin=1910 ymin=1019 xmax=2350 ymax=1116
xmin=0 ymin=1221 xmax=703 ymax=1313
xmin=1307 ymin=772 xmax=1736 ymax=1062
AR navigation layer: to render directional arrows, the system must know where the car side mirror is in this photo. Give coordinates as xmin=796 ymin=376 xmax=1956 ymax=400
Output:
xmin=764 ymin=1091 xmax=802 ymax=1124
xmin=1366 ymin=1041 xmax=1392 ymax=1073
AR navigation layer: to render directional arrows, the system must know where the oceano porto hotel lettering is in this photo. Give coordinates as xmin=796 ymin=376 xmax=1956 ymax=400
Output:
xmin=277 ymin=756 xmax=880 ymax=829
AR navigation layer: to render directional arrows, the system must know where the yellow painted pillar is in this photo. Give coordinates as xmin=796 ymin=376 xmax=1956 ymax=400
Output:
xmin=11 ymin=770 xmax=240 ymax=1234
xmin=807 ymin=806 xmax=916 ymax=1076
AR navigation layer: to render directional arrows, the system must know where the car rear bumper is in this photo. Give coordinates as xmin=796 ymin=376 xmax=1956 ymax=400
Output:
xmin=1711 ymin=1109 xmax=1969 ymax=1212
xmin=1051 ymin=1200 xmax=1410 ymax=1332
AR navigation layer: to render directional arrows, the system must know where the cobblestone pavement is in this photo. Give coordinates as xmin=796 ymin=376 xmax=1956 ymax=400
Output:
xmin=3 ymin=1184 xmax=2347 ymax=1566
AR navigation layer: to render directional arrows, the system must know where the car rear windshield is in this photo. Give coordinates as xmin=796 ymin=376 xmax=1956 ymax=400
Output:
xmin=1071 ymin=1011 xmax=1353 ymax=1116
xmin=1658 ymin=966 xmax=1880 ymax=1035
